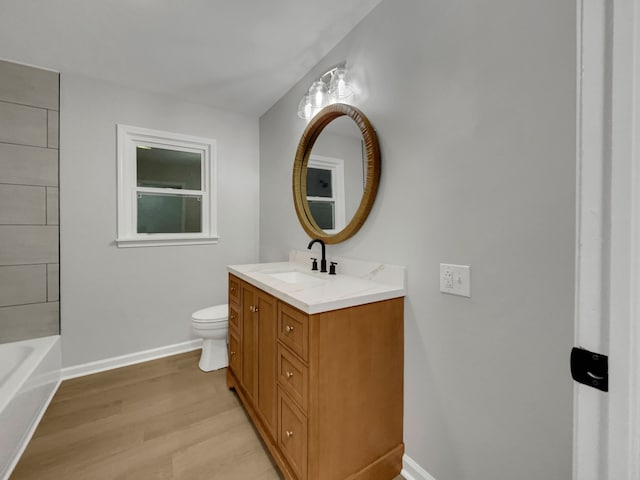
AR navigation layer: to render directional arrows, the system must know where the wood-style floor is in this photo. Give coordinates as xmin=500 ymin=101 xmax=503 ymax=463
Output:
xmin=12 ymin=351 xmax=281 ymax=479
xmin=11 ymin=350 xmax=405 ymax=480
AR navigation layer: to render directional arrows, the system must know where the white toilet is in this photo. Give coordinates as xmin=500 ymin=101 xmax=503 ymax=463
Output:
xmin=191 ymin=304 xmax=229 ymax=372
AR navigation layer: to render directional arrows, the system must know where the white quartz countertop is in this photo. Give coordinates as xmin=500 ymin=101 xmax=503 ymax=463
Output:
xmin=228 ymin=251 xmax=406 ymax=314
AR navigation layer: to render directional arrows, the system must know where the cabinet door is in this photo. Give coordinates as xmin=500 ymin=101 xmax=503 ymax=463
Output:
xmin=241 ymin=282 xmax=258 ymax=399
xmin=257 ymin=290 xmax=277 ymax=436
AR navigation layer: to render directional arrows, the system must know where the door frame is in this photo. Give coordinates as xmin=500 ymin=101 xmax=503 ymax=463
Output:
xmin=574 ymin=0 xmax=640 ymax=478
xmin=607 ymin=0 xmax=640 ymax=477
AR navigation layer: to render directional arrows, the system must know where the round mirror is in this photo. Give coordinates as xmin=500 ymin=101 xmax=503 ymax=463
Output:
xmin=293 ymin=104 xmax=380 ymax=244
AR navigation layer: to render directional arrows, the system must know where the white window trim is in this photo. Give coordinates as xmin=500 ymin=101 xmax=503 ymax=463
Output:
xmin=116 ymin=124 xmax=218 ymax=248
xmin=307 ymin=155 xmax=346 ymax=234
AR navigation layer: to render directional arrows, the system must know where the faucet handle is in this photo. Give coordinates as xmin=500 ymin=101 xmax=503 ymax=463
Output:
xmin=329 ymin=262 xmax=338 ymax=275
xmin=310 ymin=257 xmax=318 ymax=271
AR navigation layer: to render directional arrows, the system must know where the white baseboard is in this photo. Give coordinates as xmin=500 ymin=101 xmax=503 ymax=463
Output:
xmin=61 ymin=339 xmax=203 ymax=380
xmin=402 ymin=454 xmax=436 ymax=480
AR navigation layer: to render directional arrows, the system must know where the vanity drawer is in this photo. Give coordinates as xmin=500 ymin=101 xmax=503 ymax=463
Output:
xmin=229 ymin=303 xmax=240 ymax=334
xmin=278 ymin=344 xmax=308 ymax=413
xmin=228 ymin=274 xmax=240 ymax=305
xmin=228 ymin=330 xmax=241 ymax=378
xmin=278 ymin=303 xmax=309 ymax=362
xmin=278 ymin=388 xmax=308 ymax=480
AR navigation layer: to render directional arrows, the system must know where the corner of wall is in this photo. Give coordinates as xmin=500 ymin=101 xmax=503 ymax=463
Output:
xmin=402 ymin=454 xmax=437 ymax=480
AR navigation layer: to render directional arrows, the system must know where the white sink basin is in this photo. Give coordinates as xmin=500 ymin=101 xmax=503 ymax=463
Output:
xmin=266 ymin=271 xmax=325 ymax=285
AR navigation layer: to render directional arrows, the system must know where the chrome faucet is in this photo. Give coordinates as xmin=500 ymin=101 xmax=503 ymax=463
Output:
xmin=307 ymin=239 xmax=327 ymax=273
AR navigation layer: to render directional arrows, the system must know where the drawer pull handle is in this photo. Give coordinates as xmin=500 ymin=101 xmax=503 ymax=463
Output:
xmin=285 ymin=325 xmax=294 ymax=334
xmin=249 ymin=305 xmax=259 ymax=313
xmin=285 ymin=371 xmax=294 ymax=379
xmin=230 ymin=287 xmax=236 ymax=292
xmin=285 ymin=430 xmax=294 ymax=438
xmin=230 ymin=313 xmax=236 ymax=319
xmin=230 ymin=351 xmax=236 ymax=356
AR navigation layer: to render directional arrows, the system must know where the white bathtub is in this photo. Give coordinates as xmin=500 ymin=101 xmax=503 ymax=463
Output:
xmin=0 ymin=336 xmax=61 ymax=480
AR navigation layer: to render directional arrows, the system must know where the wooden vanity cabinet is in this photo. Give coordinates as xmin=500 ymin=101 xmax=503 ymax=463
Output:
xmin=240 ymin=281 xmax=257 ymax=399
xmin=227 ymin=280 xmax=242 ymax=381
xmin=227 ymin=274 xmax=404 ymax=480
xmin=239 ymin=280 xmax=278 ymax=438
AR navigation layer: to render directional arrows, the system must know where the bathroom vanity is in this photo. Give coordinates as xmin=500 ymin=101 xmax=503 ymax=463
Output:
xmin=226 ymin=252 xmax=406 ymax=480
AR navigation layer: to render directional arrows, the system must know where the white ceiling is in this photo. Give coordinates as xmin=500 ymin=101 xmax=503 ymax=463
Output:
xmin=0 ymin=0 xmax=383 ymax=116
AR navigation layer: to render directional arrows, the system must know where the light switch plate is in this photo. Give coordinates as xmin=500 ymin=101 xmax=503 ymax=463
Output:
xmin=440 ymin=264 xmax=471 ymax=297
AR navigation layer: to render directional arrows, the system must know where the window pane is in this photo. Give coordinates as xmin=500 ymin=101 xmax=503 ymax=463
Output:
xmin=137 ymin=147 xmax=202 ymax=190
xmin=306 ymin=167 xmax=332 ymax=198
xmin=308 ymin=200 xmax=334 ymax=230
xmin=137 ymin=193 xmax=202 ymax=233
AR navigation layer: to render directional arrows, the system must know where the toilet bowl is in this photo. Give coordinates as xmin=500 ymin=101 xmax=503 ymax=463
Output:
xmin=191 ymin=304 xmax=228 ymax=372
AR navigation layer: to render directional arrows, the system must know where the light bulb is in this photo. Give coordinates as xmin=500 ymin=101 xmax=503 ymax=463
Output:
xmin=309 ymin=81 xmax=328 ymax=108
xmin=328 ymin=68 xmax=354 ymax=102
xmin=297 ymin=94 xmax=312 ymax=119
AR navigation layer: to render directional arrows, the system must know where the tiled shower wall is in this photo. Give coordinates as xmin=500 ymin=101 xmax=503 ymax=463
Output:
xmin=0 ymin=60 xmax=60 ymax=344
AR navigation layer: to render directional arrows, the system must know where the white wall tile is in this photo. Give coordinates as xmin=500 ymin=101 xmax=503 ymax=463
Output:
xmin=0 ymin=101 xmax=48 ymax=147
xmin=0 ymin=225 xmax=58 ymax=265
xmin=0 ymin=265 xmax=47 ymax=307
xmin=0 ymin=142 xmax=58 ymax=186
xmin=0 ymin=60 xmax=60 ymax=346
xmin=0 ymin=184 xmax=46 ymax=224
xmin=47 ymin=110 xmax=59 ymax=148
xmin=46 ymin=187 xmax=58 ymax=225
xmin=47 ymin=263 xmax=59 ymax=302
xmin=0 ymin=60 xmax=59 ymax=110
xmin=0 ymin=301 xmax=59 ymax=343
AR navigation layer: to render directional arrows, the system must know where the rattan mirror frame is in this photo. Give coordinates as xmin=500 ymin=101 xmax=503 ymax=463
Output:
xmin=293 ymin=103 xmax=380 ymax=244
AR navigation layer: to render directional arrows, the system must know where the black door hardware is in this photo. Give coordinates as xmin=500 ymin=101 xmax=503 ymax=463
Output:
xmin=570 ymin=347 xmax=608 ymax=392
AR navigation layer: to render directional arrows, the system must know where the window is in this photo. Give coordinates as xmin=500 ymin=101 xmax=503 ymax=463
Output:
xmin=116 ymin=125 xmax=217 ymax=247
xmin=306 ymin=155 xmax=345 ymax=233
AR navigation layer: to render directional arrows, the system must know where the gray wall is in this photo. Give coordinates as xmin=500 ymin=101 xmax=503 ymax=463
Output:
xmin=60 ymin=73 xmax=259 ymax=367
xmin=259 ymin=1 xmax=575 ymax=479
xmin=0 ymin=60 xmax=60 ymax=343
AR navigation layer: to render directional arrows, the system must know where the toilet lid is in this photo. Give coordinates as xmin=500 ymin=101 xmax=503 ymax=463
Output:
xmin=192 ymin=304 xmax=228 ymax=323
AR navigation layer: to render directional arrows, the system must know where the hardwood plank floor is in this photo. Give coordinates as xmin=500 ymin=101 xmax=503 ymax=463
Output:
xmin=11 ymin=350 xmax=404 ymax=480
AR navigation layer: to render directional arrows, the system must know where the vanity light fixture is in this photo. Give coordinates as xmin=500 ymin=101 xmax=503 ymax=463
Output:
xmin=297 ymin=66 xmax=355 ymax=121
